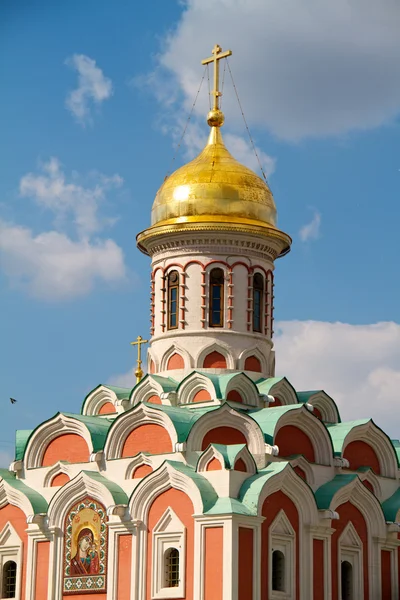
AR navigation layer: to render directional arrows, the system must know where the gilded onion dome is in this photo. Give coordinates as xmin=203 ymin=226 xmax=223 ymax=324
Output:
xmin=137 ymin=46 xmax=291 ymax=257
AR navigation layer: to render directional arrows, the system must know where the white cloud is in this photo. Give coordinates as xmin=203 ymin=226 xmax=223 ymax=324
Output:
xmin=108 ymin=320 xmax=400 ymax=439
xmin=0 ymin=222 xmax=126 ymax=300
xmin=154 ymin=0 xmax=400 ymax=140
xmin=20 ymin=158 xmax=123 ymax=237
xmin=274 ymin=320 xmax=400 ymax=438
xmin=0 ymin=159 xmax=127 ymax=301
xmin=65 ymin=54 xmax=113 ymax=125
xmin=299 ymin=211 xmax=321 ymax=242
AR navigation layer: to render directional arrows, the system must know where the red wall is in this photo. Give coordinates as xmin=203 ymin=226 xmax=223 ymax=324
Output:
xmin=227 ymin=390 xmax=243 ymax=403
xmin=0 ymin=505 xmax=28 ymax=600
xmin=244 ymin=356 xmax=262 ymax=372
xmin=313 ymin=539 xmax=324 ymax=600
xmin=234 ymin=458 xmax=247 ymax=472
xmin=201 ymin=427 xmax=247 ymax=450
xmin=261 ymin=491 xmax=300 ymax=600
xmin=206 ymin=457 xmax=222 ymax=471
xmin=343 ymin=440 xmax=381 ymax=474
xmin=99 ymin=402 xmax=116 ymax=414
xmin=146 ymin=489 xmax=194 ymax=600
xmin=275 ymin=425 xmax=315 ymax=463
xmin=34 ymin=541 xmax=49 ymax=599
xmin=203 ymin=351 xmax=227 ymax=368
xmin=238 ymin=528 xmax=253 ymax=600
xmin=51 ymin=472 xmax=70 ymax=487
xmin=192 ymin=390 xmax=212 ymax=403
xmin=42 ymin=433 xmax=90 ymax=466
xmin=147 ymin=395 xmax=162 ymax=404
xmin=331 ymin=501 xmax=369 ymax=600
xmin=167 ymin=353 xmax=184 ymax=370
xmin=117 ymin=534 xmax=133 ymax=600
xmin=381 ymin=549 xmax=392 ymax=600
xmin=132 ymin=464 xmax=153 ymax=478
xmin=204 ymin=527 xmax=223 ymax=600
xmin=122 ymin=424 xmax=172 ymax=457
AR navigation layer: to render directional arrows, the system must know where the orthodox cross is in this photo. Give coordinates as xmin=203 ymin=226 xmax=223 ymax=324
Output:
xmin=130 ymin=335 xmax=149 ymax=384
xmin=201 ymin=44 xmax=232 ymax=110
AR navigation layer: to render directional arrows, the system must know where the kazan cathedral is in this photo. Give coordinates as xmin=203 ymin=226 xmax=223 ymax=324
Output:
xmin=1 ymin=46 xmax=400 ymax=600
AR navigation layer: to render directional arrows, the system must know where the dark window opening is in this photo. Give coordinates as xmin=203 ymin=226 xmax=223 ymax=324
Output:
xmin=272 ymin=550 xmax=285 ymax=592
xmin=165 ymin=548 xmax=179 ymax=588
xmin=209 ymin=268 xmax=224 ymax=327
xmin=341 ymin=560 xmax=353 ymax=600
xmin=253 ymin=273 xmax=264 ymax=332
xmin=2 ymin=560 xmax=17 ymax=598
xmin=167 ymin=271 xmax=179 ymax=330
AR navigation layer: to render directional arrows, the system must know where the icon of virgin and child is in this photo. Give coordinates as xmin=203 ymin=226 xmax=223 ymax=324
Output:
xmin=70 ymin=514 xmax=101 ymax=577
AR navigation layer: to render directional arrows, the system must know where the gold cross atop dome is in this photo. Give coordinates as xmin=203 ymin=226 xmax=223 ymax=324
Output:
xmin=130 ymin=335 xmax=148 ymax=384
xmin=201 ymin=44 xmax=232 ymax=127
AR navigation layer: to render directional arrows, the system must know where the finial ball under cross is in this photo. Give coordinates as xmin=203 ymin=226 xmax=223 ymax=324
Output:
xmin=201 ymin=44 xmax=232 ymax=123
xmin=130 ymin=335 xmax=149 ymax=384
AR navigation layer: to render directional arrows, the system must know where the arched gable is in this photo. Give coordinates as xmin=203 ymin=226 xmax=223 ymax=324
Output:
xmin=241 ymin=463 xmax=319 ymax=525
xmin=222 ymin=373 xmax=260 ymax=407
xmin=129 ymin=374 xmax=177 ymax=407
xmin=196 ymin=342 xmax=235 ymax=370
xmin=104 ymin=403 xmax=178 ymax=460
xmin=161 ymin=344 xmax=192 ymax=372
xmin=23 ymin=414 xmax=98 ymax=469
xmin=256 ymin=377 xmax=298 ymax=406
xmin=318 ymin=476 xmax=386 ymax=539
xmin=297 ymin=391 xmax=340 ymax=424
xmin=274 ymin=406 xmax=333 ymax=466
xmin=186 ymin=404 xmax=265 ymax=458
xmin=289 ymin=455 xmax=315 ymax=486
xmin=43 ymin=462 xmax=74 ymax=487
xmin=357 ymin=469 xmax=381 ymax=499
xmin=125 ymin=453 xmax=155 ymax=479
xmin=82 ymin=384 xmax=129 ymax=416
xmin=177 ymin=372 xmax=218 ymax=404
xmin=238 ymin=347 xmax=268 ymax=374
xmin=197 ymin=444 xmax=256 ymax=475
xmin=47 ymin=471 xmax=128 ymax=529
xmin=340 ymin=421 xmax=398 ymax=478
xmin=129 ymin=462 xmax=217 ymax=523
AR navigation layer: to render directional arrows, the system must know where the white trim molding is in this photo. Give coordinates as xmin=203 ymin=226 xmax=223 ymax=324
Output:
xmin=0 ymin=522 xmax=23 ymax=600
xmin=342 ymin=421 xmax=398 ymax=479
xmin=269 ymin=509 xmax=296 ymax=600
xmin=196 ymin=342 xmax=235 ymax=370
xmin=151 ymin=508 xmax=186 ymax=599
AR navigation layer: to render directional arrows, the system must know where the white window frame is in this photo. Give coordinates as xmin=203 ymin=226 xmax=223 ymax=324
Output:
xmin=338 ymin=522 xmax=363 ymax=600
xmin=151 ymin=508 xmax=186 ymax=599
xmin=269 ymin=510 xmax=295 ymax=600
xmin=0 ymin=523 xmax=22 ymax=600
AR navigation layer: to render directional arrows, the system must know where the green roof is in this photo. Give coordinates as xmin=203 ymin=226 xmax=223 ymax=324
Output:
xmin=15 ymin=430 xmax=33 ymax=461
xmin=382 ymin=488 xmax=400 ymax=522
xmin=327 ymin=419 xmax=374 ymax=456
xmin=248 ymin=405 xmax=302 ymax=444
xmin=240 ymin=462 xmax=288 ymax=513
xmin=0 ymin=469 xmax=48 ymax=514
xmin=391 ymin=439 xmax=400 ymax=464
xmin=143 ymin=402 xmax=219 ymax=442
xmin=314 ymin=474 xmax=357 ymax=509
xmin=81 ymin=471 xmax=129 ymax=505
xmin=296 ymin=391 xmax=322 ymax=403
xmin=205 ymin=497 xmax=252 ymax=516
xmin=177 ymin=371 xmax=223 ymax=399
xmin=104 ymin=385 xmax=132 ymax=399
xmin=255 ymin=376 xmax=296 ymax=397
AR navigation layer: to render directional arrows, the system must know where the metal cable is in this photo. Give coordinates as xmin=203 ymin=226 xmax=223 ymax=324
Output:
xmin=226 ymin=58 xmax=270 ymax=185
xmin=165 ymin=66 xmax=207 ymax=178
xmin=220 ymin=59 xmax=227 ymax=109
xmin=207 ymin=64 xmax=211 ymax=110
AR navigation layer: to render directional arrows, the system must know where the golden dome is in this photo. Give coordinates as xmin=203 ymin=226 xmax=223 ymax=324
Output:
xmin=149 ymin=126 xmax=277 ymax=229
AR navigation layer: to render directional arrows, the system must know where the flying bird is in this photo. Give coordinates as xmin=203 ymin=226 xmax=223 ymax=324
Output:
xmin=10 ymin=398 xmax=17 ymax=404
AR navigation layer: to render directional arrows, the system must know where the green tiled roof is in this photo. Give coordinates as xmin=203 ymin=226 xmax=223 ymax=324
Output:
xmin=147 ymin=375 xmax=179 ymax=393
xmin=205 ymin=497 xmax=252 ymax=516
xmin=104 ymin=385 xmax=132 ymax=399
xmin=143 ymin=403 xmax=219 ymax=443
xmin=391 ymin=439 xmax=400 ymax=464
xmin=248 ymin=405 xmax=302 ymax=444
xmin=296 ymin=391 xmax=322 ymax=403
xmin=240 ymin=462 xmax=288 ymax=513
xmin=15 ymin=430 xmax=33 ymax=461
xmin=81 ymin=471 xmax=128 ymax=505
xmin=177 ymin=371 xmax=224 ymax=399
xmin=255 ymin=376 xmax=296 ymax=397
xmin=314 ymin=474 xmax=357 ymax=509
xmin=382 ymin=488 xmax=400 ymax=522
xmin=0 ymin=469 xmax=48 ymax=514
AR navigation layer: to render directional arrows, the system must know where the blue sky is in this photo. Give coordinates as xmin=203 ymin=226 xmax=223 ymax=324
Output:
xmin=1 ymin=0 xmax=400 ymax=464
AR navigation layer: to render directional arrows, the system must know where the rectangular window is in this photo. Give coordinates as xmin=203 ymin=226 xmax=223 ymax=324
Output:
xmin=169 ymin=287 xmax=178 ymax=329
xmin=253 ymin=288 xmax=262 ymax=332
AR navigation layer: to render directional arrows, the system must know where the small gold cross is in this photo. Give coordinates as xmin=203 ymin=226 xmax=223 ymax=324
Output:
xmin=201 ymin=44 xmax=232 ymax=110
xmin=130 ymin=335 xmax=149 ymax=384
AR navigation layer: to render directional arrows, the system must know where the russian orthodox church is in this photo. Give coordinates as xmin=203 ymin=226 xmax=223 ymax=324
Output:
xmin=1 ymin=46 xmax=400 ymax=600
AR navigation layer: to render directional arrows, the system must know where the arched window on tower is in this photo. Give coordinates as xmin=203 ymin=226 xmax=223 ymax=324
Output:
xmin=2 ymin=560 xmax=17 ymax=598
xmin=167 ymin=271 xmax=179 ymax=330
xmin=341 ymin=560 xmax=353 ymax=600
xmin=272 ymin=550 xmax=285 ymax=592
xmin=253 ymin=273 xmax=264 ymax=332
xmin=209 ymin=268 xmax=224 ymax=327
xmin=164 ymin=548 xmax=180 ymax=588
